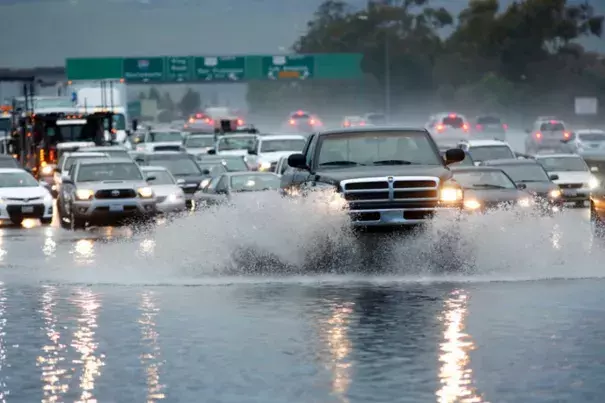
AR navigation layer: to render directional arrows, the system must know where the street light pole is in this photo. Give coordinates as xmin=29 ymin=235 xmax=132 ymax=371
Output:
xmin=384 ymin=31 xmax=390 ymax=124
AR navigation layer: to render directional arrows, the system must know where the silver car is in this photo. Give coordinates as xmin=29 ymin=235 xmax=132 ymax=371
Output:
xmin=57 ymin=158 xmax=157 ymax=230
xmin=141 ymin=166 xmax=186 ymax=213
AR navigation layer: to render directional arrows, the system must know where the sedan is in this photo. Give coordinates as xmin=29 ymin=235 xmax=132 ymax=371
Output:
xmin=198 ymin=172 xmax=281 ymax=206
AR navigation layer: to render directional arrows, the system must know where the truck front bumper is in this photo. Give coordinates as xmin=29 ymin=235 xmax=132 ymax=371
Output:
xmin=72 ymin=199 xmax=157 ymax=224
xmin=348 ymin=207 xmax=461 ymax=227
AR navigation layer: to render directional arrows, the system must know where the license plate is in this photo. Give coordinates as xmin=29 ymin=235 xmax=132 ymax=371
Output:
xmin=109 ymin=205 xmax=123 ymax=212
xmin=21 ymin=205 xmax=34 ymax=213
xmin=563 ymin=189 xmax=577 ymax=196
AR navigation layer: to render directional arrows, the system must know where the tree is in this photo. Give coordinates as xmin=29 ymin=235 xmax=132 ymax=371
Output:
xmin=158 ymin=91 xmax=174 ymax=110
xmin=147 ymin=87 xmax=161 ymax=103
xmin=178 ymin=89 xmax=201 ymax=117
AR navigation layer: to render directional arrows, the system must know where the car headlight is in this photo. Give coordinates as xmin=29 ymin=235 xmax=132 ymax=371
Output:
xmin=589 ymin=176 xmax=600 ymax=190
xmin=41 ymin=165 xmax=54 ymax=175
xmin=137 ymin=187 xmax=154 ymax=198
xmin=518 ymin=197 xmax=533 ymax=208
xmin=439 ymin=181 xmax=463 ymax=202
xmin=549 ymin=189 xmax=561 ymax=198
xmin=463 ymin=199 xmax=481 ymax=210
xmin=258 ymin=161 xmax=271 ymax=171
xmin=200 ymin=179 xmax=210 ymax=189
xmin=44 ymin=192 xmax=53 ymax=202
xmin=75 ymin=189 xmax=94 ymax=201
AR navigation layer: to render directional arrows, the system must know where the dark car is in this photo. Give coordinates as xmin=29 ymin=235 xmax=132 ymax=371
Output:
xmin=473 ymin=115 xmax=507 ymax=141
xmin=134 ymin=151 xmax=205 ymax=209
xmin=286 ymin=110 xmax=322 ymax=134
xmin=198 ymin=172 xmax=281 ymax=206
xmin=450 ymin=166 xmax=534 ymax=212
xmin=0 ymin=154 xmax=20 ymax=168
xmin=480 ymin=158 xmax=563 ymax=212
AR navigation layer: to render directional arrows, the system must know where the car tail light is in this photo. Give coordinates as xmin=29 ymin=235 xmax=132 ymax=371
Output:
xmin=343 ymin=121 xmax=350 ymax=127
xmin=188 ymin=117 xmax=195 ymax=123
xmin=237 ymin=119 xmax=244 ymax=126
xmin=289 ymin=119 xmax=296 ymax=125
xmin=502 ymin=123 xmax=508 ymax=130
xmin=563 ymin=131 xmax=570 ymax=139
xmin=195 ymin=113 xmax=203 ymax=119
xmin=436 ymin=124 xmax=445 ymax=132
xmin=359 ymin=121 xmax=366 ymax=126
xmin=476 ymin=124 xmax=483 ymax=130
xmin=449 ymin=113 xmax=456 ymax=118
xmin=205 ymin=118 xmax=213 ymax=124
xmin=462 ymin=123 xmax=469 ymax=131
xmin=535 ymin=132 xmax=542 ymax=139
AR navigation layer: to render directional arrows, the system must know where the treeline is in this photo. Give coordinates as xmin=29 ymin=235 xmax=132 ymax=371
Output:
xmin=247 ymin=0 xmax=605 ymax=123
xmin=137 ymin=87 xmax=202 ymax=122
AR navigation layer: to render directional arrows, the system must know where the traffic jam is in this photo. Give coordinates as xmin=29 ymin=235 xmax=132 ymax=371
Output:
xmin=1 ymin=95 xmax=605 ymax=237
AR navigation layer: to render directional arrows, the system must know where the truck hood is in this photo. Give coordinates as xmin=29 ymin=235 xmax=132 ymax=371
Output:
xmin=56 ymin=141 xmax=96 ymax=150
xmin=76 ymin=180 xmax=149 ymax=190
xmin=149 ymin=184 xmax=182 ymax=197
xmin=463 ymin=188 xmax=527 ymax=203
xmin=313 ymin=165 xmax=453 ymax=186
xmin=0 ymin=186 xmax=49 ymax=199
xmin=258 ymin=151 xmax=296 ymax=163
xmin=218 ymin=149 xmax=248 ymax=157
xmin=548 ymin=171 xmax=591 ymax=184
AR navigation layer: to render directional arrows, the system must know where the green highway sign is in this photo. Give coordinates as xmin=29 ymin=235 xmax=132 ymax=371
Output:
xmin=193 ymin=56 xmax=246 ymax=81
xmin=65 ymin=54 xmax=364 ymax=82
xmin=262 ymin=55 xmax=315 ymax=80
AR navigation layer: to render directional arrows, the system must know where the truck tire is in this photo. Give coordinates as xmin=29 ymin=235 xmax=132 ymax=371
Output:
xmin=69 ymin=208 xmax=86 ymax=230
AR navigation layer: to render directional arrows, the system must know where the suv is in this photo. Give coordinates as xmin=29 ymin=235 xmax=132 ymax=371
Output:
xmin=473 ymin=115 xmax=507 ymax=141
xmin=525 ymin=119 xmax=573 ymax=154
xmin=425 ymin=113 xmax=470 ymax=145
xmin=281 ymin=127 xmax=465 ymax=228
xmin=456 ymin=139 xmax=516 ymax=164
xmin=57 ymin=158 xmax=157 ymax=229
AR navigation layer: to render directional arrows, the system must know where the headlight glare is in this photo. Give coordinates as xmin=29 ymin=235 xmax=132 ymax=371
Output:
xmin=41 ymin=165 xmax=54 ymax=175
xmin=589 ymin=176 xmax=599 ymax=190
xmin=259 ymin=161 xmax=271 ymax=171
xmin=137 ymin=187 xmax=154 ymax=198
xmin=549 ymin=189 xmax=561 ymax=198
xmin=518 ymin=197 xmax=532 ymax=208
xmin=75 ymin=189 xmax=94 ymax=201
xmin=463 ymin=199 xmax=481 ymax=210
xmin=440 ymin=183 xmax=463 ymax=202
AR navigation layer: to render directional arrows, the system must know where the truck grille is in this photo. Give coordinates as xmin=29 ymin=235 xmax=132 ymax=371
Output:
xmin=341 ymin=177 xmax=440 ymax=209
xmin=95 ymin=189 xmax=137 ymax=199
xmin=558 ymin=183 xmax=582 ymax=189
xmin=153 ymin=145 xmax=181 ymax=152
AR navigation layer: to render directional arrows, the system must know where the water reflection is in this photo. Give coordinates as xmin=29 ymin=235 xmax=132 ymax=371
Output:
xmin=37 ymin=285 xmax=69 ymax=402
xmin=138 ymin=239 xmax=156 ymax=257
xmin=43 ymin=228 xmax=57 ymax=257
xmin=70 ymin=289 xmax=104 ymax=402
xmin=319 ymin=302 xmax=353 ymax=402
xmin=0 ymin=283 xmax=8 ymax=402
xmin=436 ymin=289 xmax=484 ymax=403
xmin=22 ymin=219 xmax=38 ymax=229
xmin=71 ymin=239 xmax=95 ymax=264
xmin=138 ymin=291 xmax=165 ymax=402
xmin=0 ymin=230 xmax=6 ymax=262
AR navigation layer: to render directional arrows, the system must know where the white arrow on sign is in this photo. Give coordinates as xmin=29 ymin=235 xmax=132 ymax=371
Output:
xmin=268 ymin=70 xmax=276 ymax=80
xmin=228 ymin=73 xmax=239 ymax=81
xmin=300 ymin=70 xmax=309 ymax=80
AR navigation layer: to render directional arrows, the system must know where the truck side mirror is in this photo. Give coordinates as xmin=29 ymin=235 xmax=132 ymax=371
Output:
xmin=549 ymin=174 xmax=559 ymax=181
xmin=287 ymin=153 xmax=308 ymax=170
xmin=207 ymin=149 xmax=216 ymax=155
xmin=444 ymin=148 xmax=465 ymax=165
xmin=132 ymin=119 xmax=138 ymax=132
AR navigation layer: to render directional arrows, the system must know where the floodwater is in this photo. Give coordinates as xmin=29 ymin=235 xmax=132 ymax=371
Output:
xmin=0 ymin=190 xmax=603 ymax=402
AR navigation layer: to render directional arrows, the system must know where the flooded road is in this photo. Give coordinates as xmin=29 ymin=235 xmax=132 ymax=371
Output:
xmin=0 ymin=205 xmax=604 ymax=402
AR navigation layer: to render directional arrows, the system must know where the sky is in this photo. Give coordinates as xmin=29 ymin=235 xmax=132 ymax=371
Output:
xmin=0 ymin=0 xmax=602 ymax=68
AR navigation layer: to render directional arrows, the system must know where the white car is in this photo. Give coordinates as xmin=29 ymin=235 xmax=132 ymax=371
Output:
xmin=425 ymin=112 xmax=470 ymax=145
xmin=535 ymin=153 xmax=598 ymax=206
xmin=342 ymin=116 xmax=367 ymax=128
xmin=137 ymin=129 xmax=184 ymax=152
xmin=181 ymin=134 xmax=216 ymax=155
xmin=0 ymin=168 xmax=53 ymax=226
xmin=573 ymin=129 xmax=605 ymax=153
xmin=248 ymin=134 xmax=306 ymax=171
xmin=213 ymin=134 xmax=258 ymax=157
xmin=140 ymin=166 xmax=186 ymax=213
xmin=457 ymin=139 xmax=516 ymax=164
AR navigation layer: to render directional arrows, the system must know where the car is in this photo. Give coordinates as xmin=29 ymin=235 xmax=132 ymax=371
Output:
xmin=198 ymin=172 xmax=281 ymax=206
xmin=52 ymin=151 xmax=110 ymax=197
xmin=135 ymin=129 xmax=184 ymax=152
xmin=480 ymin=158 xmax=563 ymax=213
xmin=210 ymin=134 xmax=258 ymax=157
xmin=196 ymin=155 xmax=250 ymax=173
xmin=247 ymin=134 xmax=307 ymax=171
xmin=0 ymin=168 xmax=53 ymax=226
xmin=140 ymin=166 xmax=186 ymax=214
xmin=133 ymin=151 xmax=206 ymax=209
xmin=285 ymin=110 xmax=322 ymax=134
xmin=456 ymin=139 xmax=516 ymax=164
xmin=534 ymin=153 xmax=598 ymax=207
xmin=281 ymin=127 xmax=466 ymax=228
xmin=473 ymin=115 xmax=507 ymax=141
xmin=342 ymin=116 xmax=368 ymax=128
xmin=88 ymin=146 xmax=132 ymax=159
xmin=525 ymin=119 xmax=573 ymax=154
xmin=0 ymin=155 xmax=20 ymax=169
xmin=450 ymin=166 xmax=534 ymax=212
xmin=57 ymin=158 xmax=157 ymax=229
xmin=572 ymin=129 xmax=605 ymax=153
xmin=425 ymin=113 xmax=470 ymax=144
xmin=203 ymin=107 xmax=245 ymax=133
xmin=181 ymin=134 xmax=216 ymax=156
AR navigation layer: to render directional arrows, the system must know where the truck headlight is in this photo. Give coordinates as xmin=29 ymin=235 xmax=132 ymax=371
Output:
xmin=41 ymin=165 xmax=54 ymax=175
xmin=137 ymin=187 xmax=154 ymax=198
xmin=75 ymin=189 xmax=94 ymax=201
xmin=440 ymin=181 xmax=463 ymax=202
xmin=258 ymin=161 xmax=271 ymax=171
xmin=549 ymin=189 xmax=561 ymax=198
xmin=463 ymin=199 xmax=481 ymax=210
xmin=589 ymin=176 xmax=600 ymax=190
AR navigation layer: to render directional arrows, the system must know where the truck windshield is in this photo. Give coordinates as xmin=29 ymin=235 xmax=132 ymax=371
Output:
xmin=47 ymin=123 xmax=96 ymax=143
xmin=103 ymin=114 xmax=126 ymax=131
xmin=316 ymin=131 xmax=441 ymax=167
xmin=77 ymin=162 xmax=143 ymax=182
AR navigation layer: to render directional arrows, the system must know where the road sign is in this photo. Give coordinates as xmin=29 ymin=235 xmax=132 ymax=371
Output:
xmin=193 ymin=56 xmax=246 ymax=81
xmin=123 ymin=57 xmax=165 ymax=83
xmin=575 ymin=97 xmax=598 ymax=115
xmin=166 ymin=56 xmax=192 ymax=82
xmin=262 ymin=55 xmax=314 ymax=80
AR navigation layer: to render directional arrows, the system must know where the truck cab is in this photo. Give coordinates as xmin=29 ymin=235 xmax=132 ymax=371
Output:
xmin=281 ymin=127 xmax=465 ymax=228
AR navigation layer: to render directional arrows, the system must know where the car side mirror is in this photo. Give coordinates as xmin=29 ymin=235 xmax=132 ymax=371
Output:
xmin=591 ymin=166 xmax=599 ymax=173
xmin=132 ymin=119 xmax=138 ymax=132
xmin=146 ymin=176 xmax=156 ymax=182
xmin=248 ymin=149 xmax=257 ymax=155
xmin=176 ymin=178 xmax=185 ymax=184
xmin=443 ymin=148 xmax=465 ymax=165
xmin=61 ymin=178 xmax=74 ymax=185
xmin=207 ymin=149 xmax=216 ymax=155
xmin=288 ymin=153 xmax=308 ymax=170
xmin=516 ymin=183 xmax=527 ymax=190
xmin=549 ymin=174 xmax=559 ymax=181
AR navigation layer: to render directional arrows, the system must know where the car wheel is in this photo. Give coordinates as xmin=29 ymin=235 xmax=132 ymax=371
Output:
xmin=69 ymin=207 xmax=86 ymax=230
xmin=57 ymin=201 xmax=70 ymax=229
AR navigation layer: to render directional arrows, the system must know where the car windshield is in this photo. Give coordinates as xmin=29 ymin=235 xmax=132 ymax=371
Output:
xmin=317 ymin=131 xmax=441 ymax=168
xmin=148 ymin=131 xmax=182 ymax=142
xmin=185 ymin=136 xmax=215 ymax=148
xmin=144 ymin=170 xmax=174 ymax=185
xmin=76 ymin=163 xmax=143 ymax=182
xmin=538 ymin=157 xmax=588 ymax=172
xmin=217 ymin=136 xmax=256 ymax=151
xmin=453 ymin=170 xmax=516 ymax=189
xmin=149 ymin=157 xmax=201 ymax=176
xmin=0 ymin=158 xmax=19 ymax=168
xmin=102 ymin=150 xmax=130 ymax=159
xmin=64 ymin=155 xmax=107 ymax=171
xmin=539 ymin=122 xmax=565 ymax=131
xmin=230 ymin=174 xmax=281 ymax=192
xmin=260 ymin=139 xmax=305 ymax=153
xmin=579 ymin=132 xmax=605 ymax=142
xmin=496 ymin=164 xmax=550 ymax=182
xmin=442 ymin=116 xmax=464 ymax=128
xmin=0 ymin=171 xmax=39 ymax=187
xmin=469 ymin=146 xmax=514 ymax=161
xmin=476 ymin=116 xmax=501 ymax=124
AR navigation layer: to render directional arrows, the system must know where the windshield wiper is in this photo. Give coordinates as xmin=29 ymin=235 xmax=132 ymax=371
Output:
xmin=516 ymin=179 xmax=543 ymax=183
xmin=319 ymin=161 xmax=364 ymax=167
xmin=372 ymin=160 xmax=414 ymax=165
xmin=471 ymin=184 xmax=509 ymax=189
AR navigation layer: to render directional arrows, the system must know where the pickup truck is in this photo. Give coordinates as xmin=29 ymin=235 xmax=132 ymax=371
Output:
xmin=280 ymin=127 xmax=466 ymax=228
